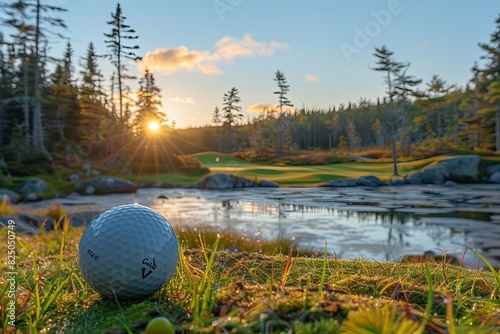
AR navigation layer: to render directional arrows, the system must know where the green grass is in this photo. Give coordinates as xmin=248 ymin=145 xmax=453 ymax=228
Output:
xmin=191 ymin=152 xmax=453 ymax=186
xmin=1 ymin=222 xmax=500 ymax=333
xmin=123 ymin=170 xmax=209 ymax=187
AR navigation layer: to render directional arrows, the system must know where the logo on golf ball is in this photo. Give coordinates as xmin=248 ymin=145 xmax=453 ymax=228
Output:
xmin=141 ymin=257 xmax=157 ymax=279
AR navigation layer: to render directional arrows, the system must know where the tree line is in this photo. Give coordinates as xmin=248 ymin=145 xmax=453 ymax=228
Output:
xmin=0 ymin=1 xmax=165 ymax=174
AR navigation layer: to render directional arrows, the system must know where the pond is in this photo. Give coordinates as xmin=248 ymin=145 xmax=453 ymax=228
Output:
xmin=20 ymin=184 xmax=500 ymax=268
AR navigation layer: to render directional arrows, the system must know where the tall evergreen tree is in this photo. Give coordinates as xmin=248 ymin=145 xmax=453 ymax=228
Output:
xmin=104 ymin=2 xmax=141 ymax=156
xmin=212 ymin=106 xmax=221 ymax=125
xmin=222 ymin=87 xmax=242 ymax=126
xmin=79 ymin=41 xmax=109 ymax=157
xmin=273 ymin=70 xmax=293 ymax=114
xmin=475 ymin=14 xmax=500 ymax=151
xmin=47 ymin=41 xmax=78 ymax=145
xmin=372 ymin=45 xmax=404 ymax=175
xmin=273 ymin=70 xmax=293 ymax=154
xmin=133 ymin=68 xmax=164 ymax=135
xmin=419 ymin=75 xmax=455 ymax=139
xmin=4 ymin=0 xmax=67 ymax=155
xmin=221 ymin=87 xmax=241 ymax=151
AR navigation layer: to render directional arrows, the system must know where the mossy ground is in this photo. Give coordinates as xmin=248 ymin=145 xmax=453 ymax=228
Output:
xmin=1 ymin=223 xmax=499 ymax=333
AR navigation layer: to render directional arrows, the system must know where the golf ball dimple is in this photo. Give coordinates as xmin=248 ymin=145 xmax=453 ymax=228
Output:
xmin=78 ymin=204 xmax=179 ymax=300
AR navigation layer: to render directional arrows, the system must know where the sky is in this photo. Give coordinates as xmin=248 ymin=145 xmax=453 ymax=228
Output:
xmin=43 ymin=0 xmax=500 ymax=128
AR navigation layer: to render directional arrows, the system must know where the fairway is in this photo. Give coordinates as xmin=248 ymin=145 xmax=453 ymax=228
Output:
xmin=191 ymin=152 xmax=444 ymax=186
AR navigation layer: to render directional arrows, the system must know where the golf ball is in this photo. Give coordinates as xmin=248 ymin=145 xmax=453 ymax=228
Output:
xmin=78 ymin=204 xmax=179 ymax=300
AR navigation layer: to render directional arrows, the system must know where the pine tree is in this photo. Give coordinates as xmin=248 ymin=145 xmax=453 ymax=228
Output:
xmin=222 ymin=87 xmax=241 ymax=151
xmin=418 ymin=75 xmax=456 ymax=139
xmin=212 ymin=106 xmax=221 ymax=151
xmin=212 ymin=106 xmax=221 ymax=125
xmin=393 ymin=63 xmax=422 ymax=155
xmin=222 ymin=87 xmax=242 ymax=126
xmin=273 ymin=70 xmax=293 ymax=154
xmin=104 ymin=2 xmax=141 ymax=157
xmin=4 ymin=0 xmax=67 ymax=155
xmin=47 ymin=42 xmax=78 ymax=145
xmin=475 ymin=14 xmax=500 ymax=151
xmin=133 ymin=68 xmax=164 ymax=135
xmin=79 ymin=41 xmax=109 ymax=157
xmin=372 ymin=45 xmax=405 ymax=175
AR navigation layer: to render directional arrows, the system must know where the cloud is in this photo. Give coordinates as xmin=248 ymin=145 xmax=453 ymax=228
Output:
xmin=247 ymin=103 xmax=275 ymax=113
xmin=169 ymin=96 xmax=196 ymax=104
xmin=247 ymin=103 xmax=294 ymax=114
xmin=305 ymin=74 xmax=319 ymax=82
xmin=141 ymin=33 xmax=289 ymax=75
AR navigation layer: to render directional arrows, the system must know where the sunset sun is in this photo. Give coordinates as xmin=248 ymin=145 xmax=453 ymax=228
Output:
xmin=148 ymin=121 xmax=159 ymax=131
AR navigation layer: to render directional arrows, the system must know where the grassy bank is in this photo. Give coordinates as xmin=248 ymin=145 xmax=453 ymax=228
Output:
xmin=191 ymin=152 xmax=453 ymax=186
xmin=1 ymin=221 xmax=499 ymax=333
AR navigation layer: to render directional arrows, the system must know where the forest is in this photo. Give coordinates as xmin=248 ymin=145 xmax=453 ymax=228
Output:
xmin=0 ymin=1 xmax=499 ymax=177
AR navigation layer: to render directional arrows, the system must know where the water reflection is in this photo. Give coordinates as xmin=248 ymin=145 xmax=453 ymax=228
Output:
xmin=147 ymin=186 xmax=500 ymax=268
xmin=18 ymin=185 xmax=500 ymax=268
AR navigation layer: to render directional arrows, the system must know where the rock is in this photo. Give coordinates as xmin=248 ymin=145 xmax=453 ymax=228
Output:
xmin=259 ymin=179 xmax=279 ymax=187
xmin=438 ymin=155 xmax=480 ymax=182
xmin=391 ymin=178 xmax=406 ymax=186
xmin=486 ymin=164 xmax=500 ymax=176
xmin=85 ymin=186 xmax=96 ymax=195
xmin=244 ymin=180 xmax=254 ymax=187
xmin=406 ymin=172 xmax=422 ymax=184
xmin=406 ymin=156 xmax=481 ymax=185
xmin=199 ymin=173 xmax=235 ymax=189
xmin=420 ymin=165 xmax=447 ymax=184
xmin=489 ymin=172 xmax=500 ymax=184
xmin=157 ymin=194 xmax=168 ymax=199
xmin=74 ymin=176 xmax=137 ymax=195
xmin=24 ymin=193 xmax=39 ymax=202
xmin=0 ymin=189 xmax=20 ymax=203
xmin=320 ymin=179 xmax=357 ymax=187
xmin=198 ymin=173 xmax=257 ymax=189
xmin=443 ymin=180 xmax=458 ymax=187
xmin=68 ymin=211 xmax=100 ymax=227
xmin=356 ymin=175 xmax=382 ymax=186
xmin=82 ymin=162 xmax=91 ymax=170
xmin=0 ymin=214 xmax=54 ymax=234
xmin=18 ymin=177 xmax=48 ymax=193
xmin=68 ymin=173 xmax=79 ymax=182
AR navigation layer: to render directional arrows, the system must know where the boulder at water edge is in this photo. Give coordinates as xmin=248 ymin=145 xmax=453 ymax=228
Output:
xmin=74 ymin=176 xmax=137 ymax=195
xmin=406 ymin=155 xmax=481 ymax=184
xmin=489 ymin=172 xmax=500 ymax=184
xmin=0 ymin=189 xmax=20 ymax=203
xmin=259 ymin=179 xmax=279 ymax=187
xmin=198 ymin=173 xmax=259 ymax=189
xmin=17 ymin=177 xmax=48 ymax=193
xmin=356 ymin=175 xmax=382 ymax=186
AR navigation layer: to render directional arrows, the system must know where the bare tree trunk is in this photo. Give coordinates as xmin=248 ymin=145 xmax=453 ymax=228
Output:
xmin=496 ymin=108 xmax=500 ymax=152
xmin=390 ymin=120 xmax=398 ymax=176
xmin=32 ymin=0 xmax=46 ymax=155
xmin=116 ymin=28 xmax=126 ymax=161
xmin=22 ymin=51 xmax=30 ymax=148
xmin=56 ymin=103 xmax=66 ymax=140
